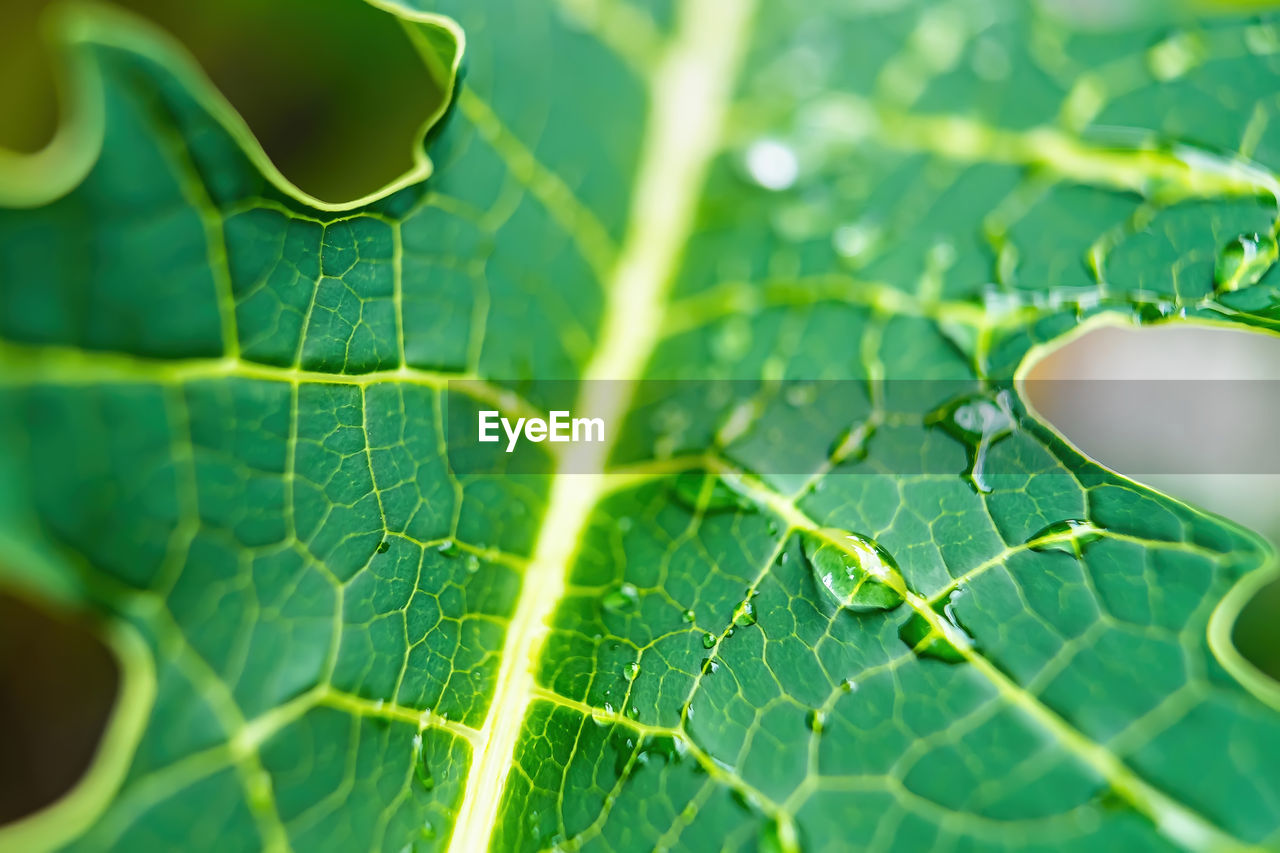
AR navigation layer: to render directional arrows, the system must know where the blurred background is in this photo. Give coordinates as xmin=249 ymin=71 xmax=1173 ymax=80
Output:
xmin=2 ymin=0 xmax=1279 ymax=833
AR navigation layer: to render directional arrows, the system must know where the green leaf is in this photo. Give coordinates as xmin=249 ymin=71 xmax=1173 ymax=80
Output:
xmin=2 ymin=1 xmax=1280 ymax=851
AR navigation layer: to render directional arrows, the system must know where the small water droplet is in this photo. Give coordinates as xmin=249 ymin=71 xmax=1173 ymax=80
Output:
xmin=735 ymin=601 xmax=758 ymax=627
xmin=925 ymin=392 xmax=1015 ymax=494
xmin=701 ymin=632 xmax=717 ymax=650
xmin=376 ymin=539 xmax=389 ymax=554
xmin=1214 ymin=232 xmax=1278 ymax=293
xmin=627 ymin=705 xmax=640 ymax=720
xmin=412 ymin=734 xmax=435 ymax=790
xmin=672 ymin=470 xmax=755 ymax=513
xmin=681 ymin=608 xmax=696 ymax=623
xmin=603 ymin=583 xmax=639 ymax=614
xmin=1028 ymin=519 xmax=1105 ymax=558
xmin=743 ymin=139 xmax=800 ymax=191
xmin=420 ymin=818 xmax=436 ymax=840
xmin=623 ymin=661 xmax=640 ymax=681
xmin=464 ymin=553 xmax=480 ymax=573
xmin=899 ymin=589 xmax=975 ymax=664
xmin=832 ymin=220 xmax=882 ymax=263
xmin=437 ymin=539 xmax=460 ymax=557
xmin=801 ymin=529 xmax=905 ymax=613
xmin=701 ymin=657 xmax=719 ymax=675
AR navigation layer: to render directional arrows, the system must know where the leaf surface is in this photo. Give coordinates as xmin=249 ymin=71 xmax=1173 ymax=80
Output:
xmin=2 ymin=1 xmax=1280 ymax=851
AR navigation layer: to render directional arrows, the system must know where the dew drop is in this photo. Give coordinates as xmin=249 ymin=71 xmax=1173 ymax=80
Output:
xmin=420 ymin=818 xmax=436 ymax=840
xmin=603 ymin=583 xmax=639 ymax=614
xmin=627 ymin=705 xmax=640 ymax=720
xmin=701 ymin=632 xmax=717 ymax=650
xmin=623 ymin=661 xmax=640 ymax=681
xmin=671 ymin=470 xmax=756 ymax=513
xmin=375 ymin=540 xmax=389 ymax=554
xmin=734 ymin=601 xmax=758 ymax=627
xmin=743 ymin=139 xmax=800 ymax=191
xmin=1214 ymin=232 xmax=1278 ymax=293
xmin=701 ymin=657 xmax=719 ymax=675
xmin=898 ymin=589 xmax=975 ymax=664
xmin=437 ymin=539 xmax=460 ymax=557
xmin=1028 ymin=519 xmax=1105 ymax=558
xmin=464 ymin=553 xmax=480 ymax=574
xmin=800 ymin=529 xmax=905 ymax=613
xmin=681 ymin=608 xmax=696 ymax=623
xmin=925 ymin=392 xmax=1015 ymax=494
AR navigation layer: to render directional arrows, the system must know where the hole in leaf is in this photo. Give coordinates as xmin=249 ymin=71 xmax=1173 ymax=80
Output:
xmin=0 ymin=0 xmax=444 ymax=202
xmin=0 ymin=591 xmax=118 ymax=826
xmin=1024 ymin=323 xmax=1280 ymax=680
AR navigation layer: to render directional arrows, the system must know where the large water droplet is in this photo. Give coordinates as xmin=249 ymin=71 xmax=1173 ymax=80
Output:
xmin=412 ymin=734 xmax=435 ymax=790
xmin=701 ymin=632 xmax=717 ymax=650
xmin=1214 ymin=232 xmax=1278 ymax=293
xmin=375 ymin=539 xmax=389 ymax=554
xmin=801 ymin=529 xmax=905 ymax=612
xmin=925 ymin=392 xmax=1015 ymax=494
xmin=623 ymin=661 xmax=640 ymax=681
xmin=437 ymin=539 xmax=460 ymax=557
xmin=734 ymin=601 xmax=758 ymax=627
xmin=603 ymin=583 xmax=639 ymax=614
xmin=743 ymin=139 xmax=800 ymax=191
xmin=1028 ymin=519 xmax=1105 ymax=558
xmin=1147 ymin=31 xmax=1201 ymax=81
xmin=898 ymin=590 xmax=975 ymax=664
xmin=757 ymin=818 xmax=799 ymax=853
xmin=672 ymin=470 xmax=756 ymax=513
xmin=681 ymin=608 xmax=696 ymax=623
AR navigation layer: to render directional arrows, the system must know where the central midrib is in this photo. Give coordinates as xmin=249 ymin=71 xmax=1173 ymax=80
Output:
xmin=446 ymin=1 xmax=757 ymax=850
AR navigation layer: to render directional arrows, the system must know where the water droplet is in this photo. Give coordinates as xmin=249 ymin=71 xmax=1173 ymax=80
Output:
xmin=701 ymin=632 xmax=717 ymax=650
xmin=734 ymin=601 xmax=758 ymax=627
xmin=623 ymin=661 xmax=640 ymax=681
xmin=1147 ymin=31 xmax=1201 ymax=81
xmin=412 ymin=734 xmax=435 ymax=790
xmin=801 ymin=529 xmax=905 ymax=613
xmin=464 ymin=553 xmax=480 ymax=574
xmin=437 ymin=539 xmax=460 ymax=557
xmin=743 ymin=139 xmax=799 ymax=191
xmin=898 ymin=589 xmax=975 ymax=664
xmin=711 ymin=316 xmax=752 ymax=362
xmin=671 ymin=470 xmax=755 ymax=513
xmin=925 ymin=392 xmax=1015 ymax=494
xmin=832 ymin=220 xmax=881 ymax=263
xmin=376 ymin=539 xmax=389 ymax=554
xmin=641 ymin=734 xmax=685 ymax=765
xmin=701 ymin=657 xmax=719 ymax=675
xmin=627 ymin=705 xmax=640 ymax=720
xmin=603 ymin=583 xmax=639 ymax=614
xmin=681 ymin=608 xmax=696 ymax=623
xmin=1028 ymin=519 xmax=1105 ymax=558
xmin=758 ymin=818 xmax=798 ymax=853
xmin=805 ymin=709 xmax=825 ymax=733
xmin=420 ymin=818 xmax=436 ymax=840
xmin=1214 ymin=232 xmax=1278 ymax=293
